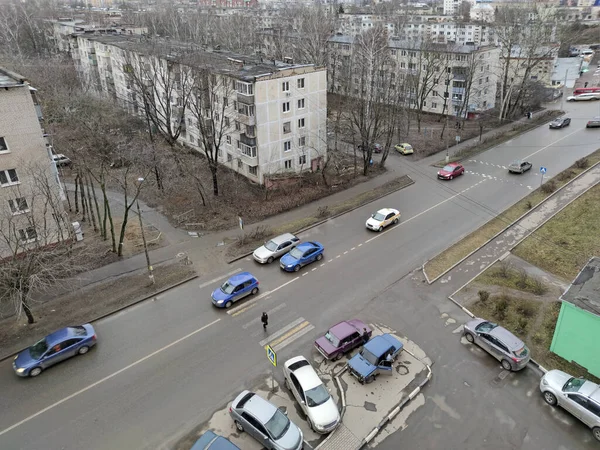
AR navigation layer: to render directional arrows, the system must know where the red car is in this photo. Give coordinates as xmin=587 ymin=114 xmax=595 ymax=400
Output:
xmin=438 ymin=163 xmax=465 ymax=180
xmin=314 ymin=319 xmax=372 ymax=361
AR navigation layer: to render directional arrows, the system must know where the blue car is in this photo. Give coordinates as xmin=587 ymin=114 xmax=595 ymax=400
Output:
xmin=191 ymin=431 xmax=240 ymax=450
xmin=280 ymin=241 xmax=324 ymax=272
xmin=347 ymin=334 xmax=403 ymax=384
xmin=211 ymin=271 xmax=259 ymax=309
xmin=13 ymin=324 xmax=97 ymax=377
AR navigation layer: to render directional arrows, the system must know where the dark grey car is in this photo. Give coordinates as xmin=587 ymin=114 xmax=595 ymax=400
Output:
xmin=508 ymin=160 xmax=532 ymax=174
xmin=463 ymin=319 xmax=530 ymax=371
xmin=253 ymin=233 xmax=300 ymax=264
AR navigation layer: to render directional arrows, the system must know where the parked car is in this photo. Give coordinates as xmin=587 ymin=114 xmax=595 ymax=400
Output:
xmin=211 ymin=272 xmax=259 ymax=309
xmin=549 ymin=117 xmax=571 ymax=129
xmin=586 ymin=117 xmax=600 ymax=128
xmin=365 ymin=208 xmax=400 ymax=232
xmin=372 ymin=143 xmax=383 ymax=154
xmin=314 ymin=320 xmax=371 ymax=361
xmin=52 ymin=154 xmax=72 ymax=168
xmin=567 ymin=93 xmax=600 ymax=101
xmin=463 ymin=319 xmax=530 ymax=371
xmin=508 ymin=160 xmax=533 ymax=174
xmin=283 ymin=356 xmax=340 ymax=434
xmin=253 ymin=233 xmax=300 ymax=264
xmin=539 ymin=370 xmax=600 ymax=442
xmin=394 ymin=143 xmax=414 ymax=155
xmin=347 ymin=334 xmax=404 ymax=384
xmin=229 ymin=390 xmax=304 ymax=450
xmin=437 ymin=163 xmax=465 ymax=180
xmin=191 ymin=431 xmax=241 ymax=450
xmin=13 ymin=324 xmax=97 ymax=377
xmin=280 ymin=242 xmax=324 ymax=272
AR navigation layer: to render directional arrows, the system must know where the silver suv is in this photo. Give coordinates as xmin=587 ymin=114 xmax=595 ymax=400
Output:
xmin=463 ymin=319 xmax=530 ymax=371
xmin=253 ymin=233 xmax=300 ymax=264
xmin=540 ymin=370 xmax=600 ymax=441
xmin=230 ymin=390 xmax=304 ymax=450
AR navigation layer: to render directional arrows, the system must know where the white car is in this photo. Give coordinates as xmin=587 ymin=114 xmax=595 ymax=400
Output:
xmin=365 ymin=208 xmax=400 ymax=232
xmin=283 ymin=356 xmax=340 ymax=434
xmin=567 ymin=93 xmax=600 ymax=102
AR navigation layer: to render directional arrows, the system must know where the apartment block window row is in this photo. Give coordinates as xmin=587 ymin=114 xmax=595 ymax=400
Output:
xmin=0 ymin=169 xmax=19 ymax=187
xmin=9 ymin=197 xmax=28 ymax=214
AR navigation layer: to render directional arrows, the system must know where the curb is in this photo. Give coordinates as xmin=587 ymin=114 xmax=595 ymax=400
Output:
xmin=0 ymin=273 xmax=199 ymax=363
xmin=424 ymin=159 xmax=600 ymax=284
xmin=226 ymin=176 xmax=415 ymax=264
xmin=360 ymin=348 xmax=433 ymax=448
xmin=314 ymin=366 xmax=348 ymax=450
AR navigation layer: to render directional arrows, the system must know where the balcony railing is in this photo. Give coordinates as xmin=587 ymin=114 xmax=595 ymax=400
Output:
xmin=237 ymin=92 xmax=255 ymax=105
xmin=237 ymin=113 xmax=255 ymax=126
xmin=240 ymin=152 xmax=258 ymax=166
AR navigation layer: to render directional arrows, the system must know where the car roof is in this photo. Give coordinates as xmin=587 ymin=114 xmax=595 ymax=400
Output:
xmin=268 ymin=233 xmax=298 ymax=245
xmin=46 ymin=327 xmax=76 ymax=345
xmin=191 ymin=431 xmax=240 ymax=450
xmin=376 ymin=208 xmax=397 ymax=215
xmin=296 ymin=241 xmax=319 ymax=251
xmin=489 ymin=326 xmax=525 ymax=350
xmin=234 ymin=391 xmax=276 ymax=424
xmin=445 ymin=162 xmax=461 ymax=167
xmin=364 ymin=335 xmax=397 ymax=358
xmin=285 ymin=356 xmax=322 ymax=390
xmin=510 ymin=160 xmax=523 ymax=164
xmin=226 ymin=271 xmax=256 ymax=286
xmin=399 ymin=143 xmax=412 ymax=146
xmin=330 ymin=321 xmax=359 ymax=338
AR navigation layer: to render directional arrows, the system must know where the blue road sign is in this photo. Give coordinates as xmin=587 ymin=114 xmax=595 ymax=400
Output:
xmin=540 ymin=167 xmax=547 ymax=174
xmin=265 ymin=345 xmax=277 ymax=367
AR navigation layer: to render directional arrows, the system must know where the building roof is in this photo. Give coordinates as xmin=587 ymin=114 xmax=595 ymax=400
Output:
xmin=0 ymin=67 xmax=28 ymax=88
xmin=329 ymin=34 xmax=494 ymax=53
xmin=560 ymin=257 xmax=600 ymax=316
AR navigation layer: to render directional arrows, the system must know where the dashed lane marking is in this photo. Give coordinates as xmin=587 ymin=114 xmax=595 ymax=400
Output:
xmin=351 ymin=247 xmax=356 ymax=251
xmin=328 ymin=259 xmax=333 ymax=263
xmin=198 ymin=268 xmax=242 ymax=289
xmin=336 ymin=255 xmax=341 ymax=258
xmin=343 ymin=251 xmax=348 ymax=255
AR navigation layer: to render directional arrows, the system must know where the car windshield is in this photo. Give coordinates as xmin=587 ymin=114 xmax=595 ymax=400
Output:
xmin=360 ymin=348 xmax=379 ymax=366
xmin=289 ymin=247 xmax=304 ymax=259
xmin=563 ymin=377 xmax=587 ymax=393
xmin=510 ymin=160 xmax=521 ymax=166
xmin=324 ymin=331 xmax=341 ymax=348
xmin=305 ymin=384 xmax=331 ymax=407
xmin=475 ymin=321 xmax=498 ymax=333
xmin=264 ymin=240 xmax=278 ymax=252
xmin=220 ymin=281 xmax=235 ymax=294
xmin=29 ymin=338 xmax=48 ymax=359
xmin=442 ymin=165 xmax=455 ymax=172
xmin=265 ymin=409 xmax=290 ymax=441
xmin=372 ymin=212 xmax=385 ymax=221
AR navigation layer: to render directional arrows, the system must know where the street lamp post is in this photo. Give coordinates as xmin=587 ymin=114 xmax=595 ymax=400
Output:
xmin=136 ymin=177 xmax=154 ymax=285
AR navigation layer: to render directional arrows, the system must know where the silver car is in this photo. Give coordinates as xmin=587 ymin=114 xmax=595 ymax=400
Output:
xmin=540 ymin=370 xmax=600 ymax=441
xmin=463 ymin=319 xmax=530 ymax=371
xmin=253 ymin=233 xmax=300 ymax=264
xmin=230 ymin=390 xmax=304 ymax=450
xmin=283 ymin=356 xmax=340 ymax=434
xmin=508 ymin=160 xmax=532 ymax=174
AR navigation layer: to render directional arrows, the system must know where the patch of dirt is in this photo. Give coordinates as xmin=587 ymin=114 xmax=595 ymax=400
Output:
xmin=0 ymin=261 xmax=197 ymax=360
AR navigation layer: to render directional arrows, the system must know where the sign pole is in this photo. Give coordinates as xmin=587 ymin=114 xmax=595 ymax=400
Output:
xmin=539 ymin=166 xmax=547 ymax=187
xmin=540 ymin=173 xmax=544 ymax=187
xmin=265 ymin=345 xmax=277 ymax=392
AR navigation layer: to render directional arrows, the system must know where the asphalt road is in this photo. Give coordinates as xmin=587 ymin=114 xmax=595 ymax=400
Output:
xmin=0 ymin=100 xmax=599 ymax=450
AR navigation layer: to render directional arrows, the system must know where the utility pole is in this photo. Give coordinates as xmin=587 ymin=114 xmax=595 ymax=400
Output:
xmin=136 ymin=177 xmax=154 ymax=285
xmin=445 ymin=113 xmax=450 ymax=163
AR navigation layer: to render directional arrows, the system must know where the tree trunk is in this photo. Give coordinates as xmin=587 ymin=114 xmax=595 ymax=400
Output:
xmin=78 ymin=173 xmax=87 ymax=222
xmin=210 ymin=164 xmax=219 ymax=196
xmin=88 ymin=173 xmax=103 ymax=237
xmin=117 ymin=205 xmax=133 ymax=257
xmin=74 ymin=175 xmax=80 ymax=213
xmin=22 ymin=296 xmax=35 ymax=324
xmin=85 ymin=173 xmax=98 ymax=232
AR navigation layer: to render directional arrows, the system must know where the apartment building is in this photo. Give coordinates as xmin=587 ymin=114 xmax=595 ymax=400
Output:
xmin=0 ymin=68 xmax=67 ymax=258
xmin=329 ymin=35 xmax=500 ymax=118
xmin=502 ymin=44 xmax=560 ymax=87
xmin=71 ymin=35 xmax=327 ymax=186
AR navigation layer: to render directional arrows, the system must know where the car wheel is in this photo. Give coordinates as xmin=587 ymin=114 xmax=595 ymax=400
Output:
xmin=308 ymin=418 xmax=315 ymax=431
xmin=501 ymin=359 xmax=512 ymax=371
xmin=234 ymin=420 xmax=244 ymax=432
xmin=377 ymin=226 xmax=383 ymax=232
xmin=592 ymin=427 xmax=600 ymax=442
xmin=78 ymin=346 xmax=90 ymax=355
xmin=225 ymin=301 xmax=233 ymax=309
xmin=543 ymin=391 xmax=557 ymax=406
xmin=334 ymin=352 xmax=344 ymax=361
xmin=365 ymin=375 xmax=375 ymax=384
xmin=393 ymin=218 xmax=399 ymax=224
xmin=316 ymin=253 xmax=323 ymax=261
xmin=464 ymin=332 xmax=475 ymax=343
xmin=251 ymin=287 xmax=259 ymax=295
xmin=267 ymin=256 xmax=274 ymax=264
xmin=449 ymin=175 xmax=453 ymax=180
xmin=294 ymin=265 xmax=300 ymax=272
xmin=29 ymin=367 xmax=42 ymax=377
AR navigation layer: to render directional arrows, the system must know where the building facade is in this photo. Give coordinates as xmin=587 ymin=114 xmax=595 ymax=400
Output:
xmin=0 ymin=68 xmax=67 ymax=259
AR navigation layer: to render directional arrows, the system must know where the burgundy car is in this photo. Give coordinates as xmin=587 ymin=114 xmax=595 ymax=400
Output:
xmin=437 ymin=162 xmax=465 ymax=180
xmin=314 ymin=320 xmax=372 ymax=361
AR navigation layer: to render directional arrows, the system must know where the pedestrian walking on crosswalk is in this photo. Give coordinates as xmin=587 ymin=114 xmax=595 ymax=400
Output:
xmin=261 ymin=312 xmax=269 ymax=331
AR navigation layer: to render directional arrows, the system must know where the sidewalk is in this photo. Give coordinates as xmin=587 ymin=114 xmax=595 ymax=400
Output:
xmin=432 ymin=163 xmax=600 ymax=296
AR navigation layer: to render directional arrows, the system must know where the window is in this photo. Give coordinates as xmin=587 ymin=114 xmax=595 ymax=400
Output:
xmin=218 ymin=148 xmax=223 ymax=157
xmin=284 ymin=159 xmax=292 ymax=169
xmin=282 ymin=81 xmax=290 ymax=92
xmin=297 ymin=78 xmax=305 ymax=89
xmin=249 ymin=166 xmax=257 ymax=176
xmin=237 ymin=159 xmax=243 ymax=169
xmin=297 ymin=98 xmax=305 ymax=109
xmin=485 ymin=76 xmax=489 ymax=82
xmin=223 ymin=97 xmax=228 ymax=107
xmin=18 ymin=227 xmax=37 ymax=243
xmin=236 ymin=82 xmax=253 ymax=95
xmin=227 ymin=153 xmax=233 ymax=162
xmin=283 ymin=102 xmax=290 ymax=113
xmin=240 ymin=143 xmax=256 ymax=158
xmin=283 ymin=122 xmax=291 ymax=134
xmin=226 ymin=135 xmax=232 ymax=145
xmin=298 ymin=118 xmax=305 ymax=128
xmin=237 ymin=104 xmax=254 ymax=117
xmin=284 ymin=141 xmax=292 ymax=152
xmin=9 ymin=197 xmax=28 ymax=214
xmin=432 ymin=102 xmax=438 ymax=108
xmin=224 ymin=117 xmax=230 ymax=127
xmin=299 ymin=155 xmax=307 ymax=165
xmin=0 ymin=169 xmax=19 ymax=186
xmin=433 ymin=90 xmax=439 ymax=97
xmin=235 ymin=121 xmax=240 ymax=131
xmin=299 ymin=136 xmax=306 ymax=146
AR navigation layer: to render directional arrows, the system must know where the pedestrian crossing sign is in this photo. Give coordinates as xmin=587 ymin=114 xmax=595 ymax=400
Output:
xmin=265 ymin=345 xmax=277 ymax=367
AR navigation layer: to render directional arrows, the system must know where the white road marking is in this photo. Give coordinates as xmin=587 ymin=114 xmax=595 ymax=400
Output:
xmin=198 ymin=268 xmax=242 ymax=289
xmin=273 ymin=324 xmax=315 ymax=352
xmin=242 ymin=303 xmax=287 ymax=329
xmin=302 ymin=273 xmax=308 ymax=276
xmin=343 ymin=251 xmax=348 ymax=255
xmin=227 ymin=277 xmax=299 ymax=315
xmin=358 ymin=243 xmax=363 ymax=247
xmin=0 ymin=318 xmax=221 ymax=438
xmin=320 ymin=263 xmax=325 ymax=267
xmin=351 ymin=247 xmax=356 ymax=251
xmin=259 ymin=317 xmax=306 ymax=347
xmin=311 ymin=267 xmax=317 ymax=271
xmin=328 ymin=259 xmax=333 ymax=263
xmin=524 ymin=128 xmax=581 ymax=160
xmin=336 ymin=255 xmax=341 ymax=258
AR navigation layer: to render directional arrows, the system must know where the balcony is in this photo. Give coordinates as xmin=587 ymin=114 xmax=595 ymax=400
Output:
xmin=240 ymin=133 xmax=256 ymax=147
xmin=240 ymin=152 xmax=258 ymax=166
xmin=237 ymin=92 xmax=255 ymax=105
xmin=237 ymin=112 xmax=255 ymax=126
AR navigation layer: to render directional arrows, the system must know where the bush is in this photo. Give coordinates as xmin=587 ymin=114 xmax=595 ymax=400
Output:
xmin=495 ymin=296 xmax=509 ymax=320
xmin=516 ymin=317 xmax=529 ymax=334
xmin=498 ymin=261 xmax=511 ymax=278
xmin=478 ymin=290 xmax=490 ymax=303
xmin=541 ymin=180 xmax=557 ymax=194
xmin=516 ymin=301 xmax=537 ymax=318
xmin=530 ymin=277 xmax=548 ymax=295
xmin=316 ymin=206 xmax=331 ymax=218
xmin=574 ymin=157 xmax=589 ymax=169
xmin=516 ymin=269 xmax=529 ymax=289
xmin=525 ymin=200 xmax=533 ymax=210
xmin=235 ymin=224 xmax=272 ymax=247
xmin=557 ymin=170 xmax=574 ymax=182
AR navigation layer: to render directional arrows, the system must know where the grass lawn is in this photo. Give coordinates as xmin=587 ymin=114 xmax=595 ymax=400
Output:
xmin=425 ymin=149 xmax=600 ymax=281
xmin=512 ymin=183 xmax=600 ymax=281
xmin=475 ymin=264 xmax=548 ymax=295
